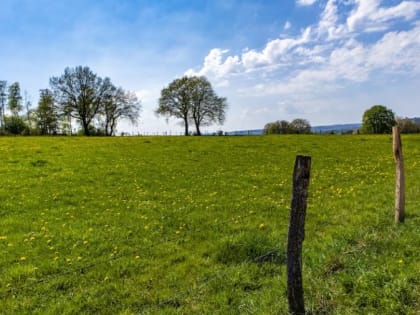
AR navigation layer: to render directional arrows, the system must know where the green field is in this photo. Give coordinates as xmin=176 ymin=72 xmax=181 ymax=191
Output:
xmin=0 ymin=135 xmax=419 ymax=314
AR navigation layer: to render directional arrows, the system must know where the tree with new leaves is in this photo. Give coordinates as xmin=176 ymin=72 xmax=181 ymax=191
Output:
xmin=189 ymin=76 xmax=227 ymax=136
xmin=8 ymin=82 xmax=22 ymax=116
xmin=289 ymin=118 xmax=311 ymax=134
xmin=156 ymin=76 xmax=227 ymax=136
xmin=102 ymin=87 xmax=141 ymax=136
xmin=264 ymin=119 xmax=311 ymax=134
xmin=36 ymin=89 xmax=59 ymax=135
xmin=156 ymin=76 xmax=192 ymax=136
xmin=50 ymin=66 xmax=113 ymax=136
xmin=264 ymin=120 xmax=290 ymax=134
xmin=361 ymin=105 xmax=396 ymax=134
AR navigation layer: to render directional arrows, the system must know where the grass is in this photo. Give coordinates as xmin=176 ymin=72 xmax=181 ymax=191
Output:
xmin=0 ymin=135 xmax=419 ymax=314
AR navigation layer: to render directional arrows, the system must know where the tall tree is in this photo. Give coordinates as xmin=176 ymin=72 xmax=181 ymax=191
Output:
xmin=36 ymin=89 xmax=59 ymax=135
xmin=361 ymin=105 xmax=396 ymax=134
xmin=156 ymin=76 xmax=227 ymax=136
xmin=289 ymin=119 xmax=311 ymax=134
xmin=0 ymin=81 xmax=6 ymax=127
xmin=156 ymin=76 xmax=192 ymax=136
xmin=189 ymin=76 xmax=227 ymax=136
xmin=50 ymin=66 xmax=113 ymax=136
xmin=263 ymin=120 xmax=290 ymax=134
xmin=8 ymin=82 xmax=22 ymax=116
xmin=103 ymin=87 xmax=141 ymax=136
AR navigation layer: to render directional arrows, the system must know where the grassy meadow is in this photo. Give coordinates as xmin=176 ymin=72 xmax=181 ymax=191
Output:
xmin=0 ymin=135 xmax=419 ymax=314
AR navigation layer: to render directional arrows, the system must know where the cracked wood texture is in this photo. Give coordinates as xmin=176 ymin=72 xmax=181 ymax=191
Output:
xmin=287 ymin=155 xmax=311 ymax=315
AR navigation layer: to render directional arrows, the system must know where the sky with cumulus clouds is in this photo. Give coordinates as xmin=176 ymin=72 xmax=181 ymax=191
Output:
xmin=1 ymin=0 xmax=419 ymax=134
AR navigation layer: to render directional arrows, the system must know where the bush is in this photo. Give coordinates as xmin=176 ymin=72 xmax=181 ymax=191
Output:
xmin=361 ymin=105 xmax=395 ymax=134
xmin=4 ymin=116 xmax=28 ymax=135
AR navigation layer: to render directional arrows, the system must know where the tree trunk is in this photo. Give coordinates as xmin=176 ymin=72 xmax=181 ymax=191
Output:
xmin=287 ymin=155 xmax=311 ymax=315
xmin=194 ymin=120 xmax=201 ymax=136
xmin=184 ymin=118 xmax=189 ymax=136
xmin=82 ymin=119 xmax=90 ymax=136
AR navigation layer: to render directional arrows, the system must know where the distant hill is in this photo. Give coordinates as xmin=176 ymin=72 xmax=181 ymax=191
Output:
xmin=226 ymin=118 xmax=419 ymax=135
xmin=311 ymin=123 xmax=361 ymax=134
xmin=226 ymin=123 xmax=361 ymax=135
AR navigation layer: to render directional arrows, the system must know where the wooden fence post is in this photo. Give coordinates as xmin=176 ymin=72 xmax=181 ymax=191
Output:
xmin=287 ymin=155 xmax=311 ymax=315
xmin=393 ymin=126 xmax=405 ymax=223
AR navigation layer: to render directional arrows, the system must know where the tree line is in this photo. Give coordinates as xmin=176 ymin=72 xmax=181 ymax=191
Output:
xmin=1 ymin=66 xmax=226 ymax=136
xmin=0 ymin=66 xmax=140 ymax=136
xmin=264 ymin=105 xmax=420 ymax=135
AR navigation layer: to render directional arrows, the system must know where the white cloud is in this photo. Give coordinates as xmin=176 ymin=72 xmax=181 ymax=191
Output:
xmin=347 ymin=0 xmax=420 ymax=32
xmin=185 ymin=48 xmax=241 ymax=78
xmin=284 ymin=21 xmax=292 ymax=30
xmin=317 ymin=0 xmax=348 ymax=40
xmin=296 ymin=0 xmax=318 ymax=6
xmin=184 ymin=0 xmax=420 ymax=129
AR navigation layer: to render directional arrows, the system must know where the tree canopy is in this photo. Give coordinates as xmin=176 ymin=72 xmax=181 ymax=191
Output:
xmin=8 ymin=82 xmax=22 ymax=117
xmin=50 ymin=66 xmax=140 ymax=136
xmin=156 ymin=76 xmax=227 ymax=136
xmin=36 ymin=89 xmax=59 ymax=135
xmin=102 ymin=87 xmax=140 ymax=136
xmin=361 ymin=105 xmax=396 ymax=134
xmin=264 ymin=119 xmax=311 ymax=135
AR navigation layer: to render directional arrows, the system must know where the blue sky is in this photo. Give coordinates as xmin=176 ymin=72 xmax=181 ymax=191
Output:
xmin=1 ymin=0 xmax=419 ymax=134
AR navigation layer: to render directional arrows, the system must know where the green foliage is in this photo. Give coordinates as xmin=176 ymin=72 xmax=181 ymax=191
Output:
xmin=50 ymin=66 xmax=139 ymax=136
xmin=7 ymin=82 xmax=22 ymax=116
xmin=0 ymin=135 xmax=419 ymax=314
xmin=361 ymin=105 xmax=396 ymax=134
xmin=264 ymin=118 xmax=311 ymax=134
xmin=36 ymin=89 xmax=59 ymax=135
xmin=3 ymin=115 xmax=28 ymax=134
xmin=102 ymin=88 xmax=140 ymax=136
xmin=396 ymin=117 xmax=420 ymax=134
xmin=156 ymin=76 xmax=227 ymax=136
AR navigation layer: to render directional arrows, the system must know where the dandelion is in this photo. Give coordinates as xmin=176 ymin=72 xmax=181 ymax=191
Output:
xmin=0 ymin=236 xmax=7 ymax=240
xmin=19 ymin=256 xmax=27 ymax=261
xmin=398 ymin=259 xmax=404 ymax=264
xmin=66 ymin=258 xmax=72 ymax=263
xmin=259 ymin=223 xmax=266 ymax=229
xmin=54 ymin=256 xmax=59 ymax=261
xmin=83 ymin=240 xmax=88 ymax=245
xmin=175 ymin=230 xmax=181 ymax=234
xmin=77 ymin=256 xmax=82 ymax=261
xmin=104 ymin=275 xmax=109 ymax=281
xmin=135 ymin=256 xmax=140 ymax=259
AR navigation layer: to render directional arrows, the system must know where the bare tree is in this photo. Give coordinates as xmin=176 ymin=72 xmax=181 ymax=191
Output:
xmin=103 ymin=87 xmax=141 ymax=136
xmin=0 ymin=81 xmax=6 ymax=128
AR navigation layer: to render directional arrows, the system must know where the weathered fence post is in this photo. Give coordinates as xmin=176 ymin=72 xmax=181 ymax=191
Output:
xmin=287 ymin=155 xmax=311 ymax=315
xmin=393 ymin=126 xmax=405 ymax=223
